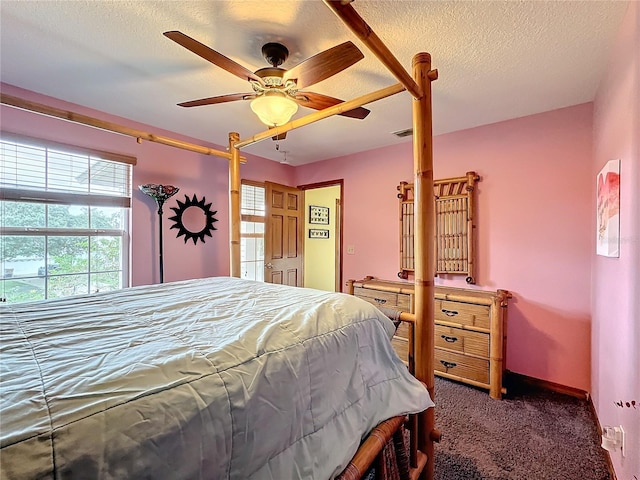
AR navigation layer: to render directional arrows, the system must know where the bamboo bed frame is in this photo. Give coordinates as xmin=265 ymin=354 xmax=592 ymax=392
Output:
xmin=0 ymin=1 xmax=438 ymax=478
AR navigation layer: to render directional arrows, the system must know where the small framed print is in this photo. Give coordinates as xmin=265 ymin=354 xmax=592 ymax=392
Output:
xmin=309 ymin=205 xmax=329 ymax=224
xmin=309 ymin=229 xmax=329 ymax=239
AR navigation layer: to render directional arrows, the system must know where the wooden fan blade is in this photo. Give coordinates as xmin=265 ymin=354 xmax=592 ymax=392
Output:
xmin=177 ymin=93 xmax=255 ymax=108
xmin=164 ymin=31 xmax=264 ymax=85
xmin=296 ymin=91 xmax=370 ymax=119
xmin=283 ymin=41 xmax=363 ymax=90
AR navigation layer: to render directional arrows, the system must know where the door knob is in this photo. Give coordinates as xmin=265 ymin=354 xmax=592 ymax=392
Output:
xmin=265 ymin=262 xmax=273 ymax=269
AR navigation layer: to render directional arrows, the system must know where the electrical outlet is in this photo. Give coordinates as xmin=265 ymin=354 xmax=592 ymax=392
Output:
xmin=347 ymin=245 xmax=355 ymax=255
xmin=601 ymin=425 xmax=625 ymax=457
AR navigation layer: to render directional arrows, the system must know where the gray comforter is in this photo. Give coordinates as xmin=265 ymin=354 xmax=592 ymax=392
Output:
xmin=0 ymin=277 xmax=432 ymax=479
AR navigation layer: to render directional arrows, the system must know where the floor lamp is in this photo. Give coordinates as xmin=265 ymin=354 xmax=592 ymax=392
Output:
xmin=139 ymin=184 xmax=179 ymax=284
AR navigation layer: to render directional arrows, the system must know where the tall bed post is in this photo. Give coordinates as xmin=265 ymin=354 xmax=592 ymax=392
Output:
xmin=412 ymin=52 xmax=437 ymax=480
xmin=229 ymin=132 xmax=242 ymax=277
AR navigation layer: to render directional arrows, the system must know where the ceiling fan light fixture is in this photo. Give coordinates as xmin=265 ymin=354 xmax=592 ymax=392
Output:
xmin=250 ymin=90 xmax=298 ymax=127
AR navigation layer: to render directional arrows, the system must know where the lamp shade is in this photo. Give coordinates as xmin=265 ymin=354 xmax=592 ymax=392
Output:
xmin=139 ymin=184 xmax=179 ymax=207
xmin=250 ymin=91 xmax=299 ymax=126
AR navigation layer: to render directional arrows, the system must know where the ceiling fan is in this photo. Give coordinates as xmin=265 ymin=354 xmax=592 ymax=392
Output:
xmin=164 ymin=31 xmax=370 ymax=129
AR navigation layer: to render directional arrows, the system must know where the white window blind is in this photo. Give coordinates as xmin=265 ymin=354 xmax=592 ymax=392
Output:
xmin=241 ymin=183 xmax=265 ymax=216
xmin=1 ymin=133 xmax=134 ymax=207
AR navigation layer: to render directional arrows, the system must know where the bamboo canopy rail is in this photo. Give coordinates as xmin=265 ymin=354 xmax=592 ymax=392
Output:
xmin=234 ymin=83 xmax=405 ymax=149
xmin=323 ymin=0 xmax=423 ymax=99
xmin=0 ymin=93 xmax=245 ymax=162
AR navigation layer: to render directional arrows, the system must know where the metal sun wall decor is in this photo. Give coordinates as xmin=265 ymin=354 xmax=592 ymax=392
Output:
xmin=139 ymin=183 xmax=180 ymax=284
xmin=169 ymin=194 xmax=218 ymax=245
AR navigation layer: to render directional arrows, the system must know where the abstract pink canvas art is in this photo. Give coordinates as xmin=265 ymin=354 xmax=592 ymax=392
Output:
xmin=596 ymin=159 xmax=620 ymax=257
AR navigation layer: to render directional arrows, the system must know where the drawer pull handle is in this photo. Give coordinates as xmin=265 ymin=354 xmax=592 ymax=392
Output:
xmin=441 ymin=309 xmax=458 ymax=317
xmin=374 ymin=298 xmax=387 ymax=304
xmin=441 ymin=335 xmax=458 ymax=343
xmin=440 ymin=360 xmax=457 ymax=369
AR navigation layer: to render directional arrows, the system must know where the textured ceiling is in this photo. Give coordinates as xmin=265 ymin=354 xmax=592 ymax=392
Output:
xmin=0 ymin=1 xmax=628 ymax=166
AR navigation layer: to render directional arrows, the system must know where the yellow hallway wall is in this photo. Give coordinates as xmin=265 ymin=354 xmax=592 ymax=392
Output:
xmin=304 ymin=186 xmax=339 ymax=291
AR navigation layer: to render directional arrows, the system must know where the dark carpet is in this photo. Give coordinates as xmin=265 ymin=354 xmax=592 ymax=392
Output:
xmin=433 ymin=377 xmax=611 ymax=480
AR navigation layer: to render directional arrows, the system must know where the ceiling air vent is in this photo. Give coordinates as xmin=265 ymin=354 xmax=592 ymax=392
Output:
xmin=392 ymin=128 xmax=413 ymax=138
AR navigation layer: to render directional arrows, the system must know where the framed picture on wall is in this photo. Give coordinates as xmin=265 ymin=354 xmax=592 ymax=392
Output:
xmin=309 ymin=229 xmax=329 ymax=239
xmin=596 ymin=159 xmax=620 ymax=257
xmin=309 ymin=205 xmax=329 ymax=224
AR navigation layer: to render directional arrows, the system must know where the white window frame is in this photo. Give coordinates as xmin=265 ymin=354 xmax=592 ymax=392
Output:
xmin=240 ymin=181 xmax=265 ymax=281
xmin=0 ymin=132 xmax=133 ymax=303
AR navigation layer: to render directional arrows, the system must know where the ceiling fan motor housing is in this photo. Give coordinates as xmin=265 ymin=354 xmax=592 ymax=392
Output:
xmin=261 ymin=42 xmax=289 ymax=67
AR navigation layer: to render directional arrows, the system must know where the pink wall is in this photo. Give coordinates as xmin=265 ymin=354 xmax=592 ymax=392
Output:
xmin=4 ymin=9 xmax=638 ymax=467
xmin=592 ymin=2 xmax=639 ymax=478
xmin=0 ymin=83 xmax=293 ymax=286
xmin=296 ymin=103 xmax=595 ymax=392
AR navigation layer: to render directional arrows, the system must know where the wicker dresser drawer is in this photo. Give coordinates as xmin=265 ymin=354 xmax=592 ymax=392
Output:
xmin=353 ymin=286 xmax=411 ymax=312
xmin=434 ymin=299 xmax=490 ymax=329
xmin=395 ymin=321 xmax=410 ymax=341
xmin=354 ymin=287 xmax=398 ymax=308
xmin=435 ymin=349 xmax=489 ymax=385
xmin=434 ymin=324 xmax=489 ymax=358
xmin=391 ymin=336 xmax=409 ymax=363
xmin=391 ymin=322 xmax=411 ymax=363
xmin=395 ymin=293 xmax=411 ymax=311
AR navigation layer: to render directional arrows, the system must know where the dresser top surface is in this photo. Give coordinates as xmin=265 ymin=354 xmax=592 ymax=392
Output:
xmin=352 ymin=277 xmax=415 ymax=294
xmin=351 ymin=277 xmax=510 ymax=304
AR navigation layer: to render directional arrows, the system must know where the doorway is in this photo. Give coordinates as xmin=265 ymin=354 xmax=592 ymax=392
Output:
xmin=299 ymin=180 xmax=343 ymax=292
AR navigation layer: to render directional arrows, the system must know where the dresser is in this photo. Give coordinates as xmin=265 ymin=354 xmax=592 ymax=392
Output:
xmin=348 ymin=277 xmax=511 ymax=399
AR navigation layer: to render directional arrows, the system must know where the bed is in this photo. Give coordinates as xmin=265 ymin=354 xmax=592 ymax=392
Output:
xmin=0 ymin=277 xmax=432 ymax=479
xmin=0 ymin=2 xmax=439 ymax=479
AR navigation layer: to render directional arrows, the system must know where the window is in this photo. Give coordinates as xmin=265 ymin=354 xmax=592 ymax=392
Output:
xmin=0 ymin=133 xmax=134 ymax=303
xmin=240 ymin=182 xmax=265 ymax=281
